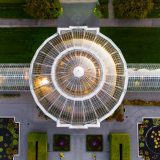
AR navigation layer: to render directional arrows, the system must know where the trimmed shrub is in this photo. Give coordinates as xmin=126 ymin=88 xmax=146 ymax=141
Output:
xmin=113 ymin=0 xmax=154 ymax=18
xmin=109 ymin=133 xmax=131 ymax=160
xmin=25 ymin=0 xmax=63 ymax=19
xmin=94 ymin=0 xmax=108 ymax=18
xmin=27 ymin=132 xmax=48 ymax=160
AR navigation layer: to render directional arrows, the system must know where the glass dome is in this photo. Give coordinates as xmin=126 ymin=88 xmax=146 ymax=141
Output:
xmin=29 ymin=26 xmax=128 ymax=128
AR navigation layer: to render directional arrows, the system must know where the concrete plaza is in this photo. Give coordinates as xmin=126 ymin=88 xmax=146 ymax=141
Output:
xmin=1 ymin=92 xmax=160 ymax=160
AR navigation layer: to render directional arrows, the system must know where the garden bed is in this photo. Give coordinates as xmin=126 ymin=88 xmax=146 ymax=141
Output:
xmin=86 ymin=135 xmax=103 ymax=151
xmin=0 ymin=118 xmax=19 ymax=160
xmin=94 ymin=0 xmax=108 ymax=18
xmin=53 ymin=134 xmax=70 ymax=151
xmin=138 ymin=118 xmax=160 ymax=160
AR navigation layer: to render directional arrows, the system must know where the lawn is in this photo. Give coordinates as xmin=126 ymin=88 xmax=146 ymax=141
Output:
xmin=0 ymin=28 xmax=56 ymax=63
xmin=0 ymin=27 xmax=160 ymax=63
xmin=101 ymin=27 xmax=160 ymax=63
xmin=0 ymin=0 xmax=26 ymax=3
xmin=0 ymin=4 xmax=31 ymax=18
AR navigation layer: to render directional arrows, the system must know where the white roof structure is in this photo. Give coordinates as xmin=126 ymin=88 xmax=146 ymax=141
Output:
xmin=29 ymin=27 xmax=128 ymax=128
xmin=1 ymin=27 xmax=160 ymax=128
xmin=0 ymin=64 xmax=29 ymax=91
xmin=127 ymin=64 xmax=160 ymax=92
xmin=1 ymin=63 xmax=160 ymax=93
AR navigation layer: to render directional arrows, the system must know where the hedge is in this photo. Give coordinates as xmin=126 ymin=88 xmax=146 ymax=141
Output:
xmin=27 ymin=132 xmax=48 ymax=160
xmin=113 ymin=0 xmax=153 ymax=19
xmin=109 ymin=133 xmax=131 ymax=160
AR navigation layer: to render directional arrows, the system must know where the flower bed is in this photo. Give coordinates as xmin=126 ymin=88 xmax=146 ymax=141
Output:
xmin=0 ymin=118 xmax=19 ymax=160
xmin=53 ymin=134 xmax=70 ymax=151
xmin=138 ymin=118 xmax=160 ymax=160
xmin=86 ymin=135 xmax=103 ymax=151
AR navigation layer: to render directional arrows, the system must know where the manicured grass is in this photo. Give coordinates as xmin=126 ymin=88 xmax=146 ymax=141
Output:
xmin=0 ymin=28 xmax=56 ymax=63
xmin=0 ymin=4 xmax=32 ymax=18
xmin=0 ymin=0 xmax=26 ymax=3
xmin=1 ymin=27 xmax=160 ymax=63
xmin=109 ymin=133 xmax=131 ymax=160
xmin=27 ymin=132 xmax=48 ymax=160
xmin=101 ymin=27 xmax=160 ymax=63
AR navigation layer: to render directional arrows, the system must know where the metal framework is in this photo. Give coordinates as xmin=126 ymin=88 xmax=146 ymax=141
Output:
xmin=0 ymin=27 xmax=160 ymax=128
xmin=0 ymin=64 xmax=29 ymax=91
xmin=29 ymin=26 xmax=128 ymax=128
xmin=127 ymin=64 xmax=160 ymax=92
xmin=1 ymin=64 xmax=160 ymax=93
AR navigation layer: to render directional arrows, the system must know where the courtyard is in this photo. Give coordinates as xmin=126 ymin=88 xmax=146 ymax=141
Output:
xmin=0 ymin=92 xmax=159 ymax=160
xmin=0 ymin=0 xmax=160 ymax=160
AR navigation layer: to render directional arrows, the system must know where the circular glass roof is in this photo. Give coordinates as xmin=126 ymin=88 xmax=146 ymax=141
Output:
xmin=54 ymin=50 xmax=102 ymax=97
xmin=29 ymin=27 xmax=128 ymax=128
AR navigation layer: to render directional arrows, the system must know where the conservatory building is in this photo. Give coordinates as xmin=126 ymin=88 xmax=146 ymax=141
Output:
xmin=0 ymin=26 xmax=160 ymax=128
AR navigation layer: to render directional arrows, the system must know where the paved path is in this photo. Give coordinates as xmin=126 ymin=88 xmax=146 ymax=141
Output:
xmin=0 ymin=19 xmax=57 ymax=27
xmin=1 ymin=18 xmax=160 ymax=27
xmin=100 ymin=18 xmax=160 ymax=27
xmin=108 ymin=0 xmax=114 ymax=19
xmin=57 ymin=3 xmax=99 ymax=27
xmin=125 ymin=92 xmax=160 ymax=101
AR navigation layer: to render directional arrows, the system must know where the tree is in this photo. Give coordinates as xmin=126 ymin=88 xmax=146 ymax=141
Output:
xmin=113 ymin=0 xmax=154 ymax=19
xmin=25 ymin=0 xmax=63 ymax=19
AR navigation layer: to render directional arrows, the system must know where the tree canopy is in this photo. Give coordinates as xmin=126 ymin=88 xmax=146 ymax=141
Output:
xmin=113 ymin=0 xmax=154 ymax=18
xmin=25 ymin=0 xmax=62 ymax=19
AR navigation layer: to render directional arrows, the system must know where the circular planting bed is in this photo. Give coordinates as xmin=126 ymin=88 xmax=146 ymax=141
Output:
xmin=138 ymin=118 xmax=160 ymax=160
xmin=146 ymin=126 xmax=160 ymax=155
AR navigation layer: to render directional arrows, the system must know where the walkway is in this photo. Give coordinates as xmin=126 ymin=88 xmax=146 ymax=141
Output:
xmin=0 ymin=19 xmax=57 ymax=27
xmin=1 ymin=18 xmax=160 ymax=27
xmin=108 ymin=0 xmax=114 ymax=19
xmin=100 ymin=18 xmax=160 ymax=27
xmin=57 ymin=2 xmax=99 ymax=27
